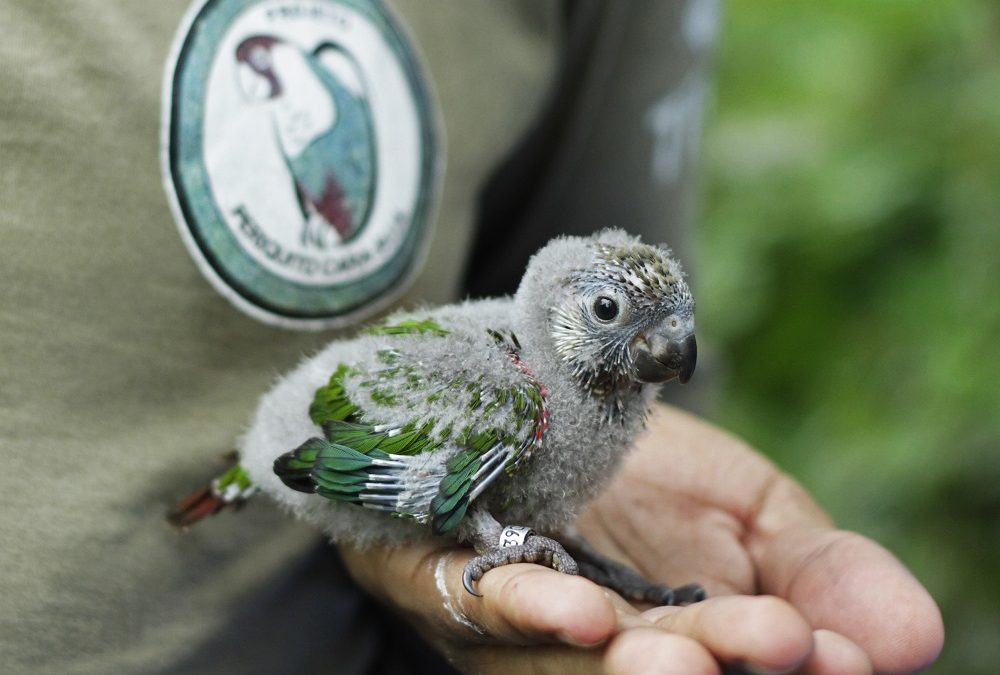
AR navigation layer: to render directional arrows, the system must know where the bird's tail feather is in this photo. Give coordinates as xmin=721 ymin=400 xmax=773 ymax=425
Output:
xmin=168 ymin=463 xmax=258 ymax=529
xmin=168 ymin=487 xmax=228 ymax=528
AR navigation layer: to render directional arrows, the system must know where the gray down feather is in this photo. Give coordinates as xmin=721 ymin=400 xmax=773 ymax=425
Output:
xmin=239 ymin=229 xmax=694 ymax=548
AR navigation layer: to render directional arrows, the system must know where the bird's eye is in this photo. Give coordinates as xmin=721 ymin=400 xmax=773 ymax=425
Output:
xmin=593 ymin=296 xmax=619 ymax=321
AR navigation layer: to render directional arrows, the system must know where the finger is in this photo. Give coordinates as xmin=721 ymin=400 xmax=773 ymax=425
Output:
xmin=643 ymin=595 xmax=813 ymax=673
xmin=750 ymin=523 xmax=944 ymax=674
xmin=341 ymin=543 xmax=619 ymax=647
xmin=461 ymin=642 xmax=600 ymax=675
xmin=461 ymin=628 xmax=719 ymax=675
xmin=798 ymin=629 xmax=871 ymax=675
xmin=453 ymin=642 xmax=597 ymax=675
xmin=471 ymin=562 xmax=620 ymax=647
xmin=604 ymin=627 xmax=720 ymax=675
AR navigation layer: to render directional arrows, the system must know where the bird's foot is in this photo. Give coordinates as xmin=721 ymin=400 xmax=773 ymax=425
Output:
xmin=462 ymin=525 xmax=578 ymax=597
xmin=579 ymin=559 xmax=706 ymax=606
xmin=565 ymin=536 xmax=705 ymax=606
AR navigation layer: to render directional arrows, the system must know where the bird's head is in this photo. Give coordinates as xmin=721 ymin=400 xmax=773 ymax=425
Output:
xmin=515 ymin=230 xmax=696 ymax=397
xmin=235 ymin=35 xmax=284 ymax=99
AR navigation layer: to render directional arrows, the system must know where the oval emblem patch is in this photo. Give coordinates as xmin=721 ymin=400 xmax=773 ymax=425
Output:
xmin=162 ymin=0 xmax=440 ymax=328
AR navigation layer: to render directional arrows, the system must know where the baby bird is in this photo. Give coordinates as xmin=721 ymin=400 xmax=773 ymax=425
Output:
xmin=172 ymin=229 xmax=703 ymax=604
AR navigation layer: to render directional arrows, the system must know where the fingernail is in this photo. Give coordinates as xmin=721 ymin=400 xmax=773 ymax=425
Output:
xmin=556 ymin=631 xmax=606 ymax=648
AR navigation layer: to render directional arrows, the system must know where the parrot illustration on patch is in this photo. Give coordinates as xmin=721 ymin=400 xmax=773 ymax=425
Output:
xmin=171 ymin=230 xmax=704 ymax=605
xmin=235 ymin=35 xmax=376 ymax=248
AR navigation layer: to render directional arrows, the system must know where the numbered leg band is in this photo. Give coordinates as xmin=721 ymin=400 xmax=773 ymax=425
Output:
xmin=498 ymin=525 xmax=535 ymax=548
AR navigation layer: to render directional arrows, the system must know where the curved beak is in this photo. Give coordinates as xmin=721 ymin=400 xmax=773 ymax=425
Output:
xmin=632 ymin=321 xmax=697 ymax=385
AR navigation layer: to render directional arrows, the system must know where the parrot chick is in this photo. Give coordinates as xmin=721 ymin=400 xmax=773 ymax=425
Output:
xmin=171 ymin=229 xmax=703 ymax=605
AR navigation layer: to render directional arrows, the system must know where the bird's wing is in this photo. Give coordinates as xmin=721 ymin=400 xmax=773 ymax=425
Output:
xmin=273 ymin=319 xmax=547 ymax=534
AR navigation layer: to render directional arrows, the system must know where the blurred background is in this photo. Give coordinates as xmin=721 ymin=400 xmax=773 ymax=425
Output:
xmin=696 ymin=1 xmax=999 ymax=672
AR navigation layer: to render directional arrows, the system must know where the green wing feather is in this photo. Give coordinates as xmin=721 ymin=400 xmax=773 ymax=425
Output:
xmin=309 ymin=364 xmax=361 ymax=426
xmin=363 ymin=318 xmax=450 ymax=337
xmin=273 ymin=322 xmax=546 ymax=534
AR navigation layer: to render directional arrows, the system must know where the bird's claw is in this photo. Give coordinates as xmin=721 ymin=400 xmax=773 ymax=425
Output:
xmin=462 ymin=564 xmax=484 ymax=598
xmin=672 ymin=583 xmax=707 ymax=604
xmin=462 ymin=534 xmax=578 ymax=597
xmin=568 ymin=539 xmax=707 ymax=607
xmin=639 ymin=581 xmax=706 ymax=606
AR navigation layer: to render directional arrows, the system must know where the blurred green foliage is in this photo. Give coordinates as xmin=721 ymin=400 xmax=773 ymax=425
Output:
xmin=698 ymin=1 xmax=1000 ymax=672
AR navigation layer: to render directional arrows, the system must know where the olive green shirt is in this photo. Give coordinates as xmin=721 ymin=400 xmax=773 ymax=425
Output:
xmin=0 ymin=1 xmax=711 ymax=672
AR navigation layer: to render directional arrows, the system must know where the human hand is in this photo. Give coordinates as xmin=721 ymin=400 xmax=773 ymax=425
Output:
xmin=340 ymin=403 xmax=944 ymax=674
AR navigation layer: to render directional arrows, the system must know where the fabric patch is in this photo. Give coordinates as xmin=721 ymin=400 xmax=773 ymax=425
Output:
xmin=162 ymin=0 xmax=440 ymax=329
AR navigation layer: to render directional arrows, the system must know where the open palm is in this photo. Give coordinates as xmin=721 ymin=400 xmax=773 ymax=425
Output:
xmin=341 ymin=404 xmax=943 ymax=674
